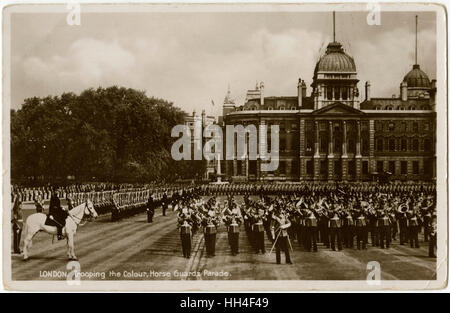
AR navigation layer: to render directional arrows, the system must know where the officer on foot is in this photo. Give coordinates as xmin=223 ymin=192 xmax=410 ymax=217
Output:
xmin=178 ymin=207 xmax=193 ymax=258
xmin=146 ymin=195 xmax=155 ymax=223
xmin=12 ymin=195 xmax=23 ymax=254
xmin=272 ymin=209 xmax=292 ymax=264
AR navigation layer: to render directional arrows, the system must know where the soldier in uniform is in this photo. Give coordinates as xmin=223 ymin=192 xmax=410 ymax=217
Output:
xmin=304 ymin=208 xmax=318 ymax=252
xmin=428 ymin=211 xmax=437 ymax=258
xmin=161 ymin=192 xmax=168 ymax=216
xmin=178 ymin=207 xmax=193 ymax=258
xmin=407 ymin=207 xmax=421 ymax=248
xmin=202 ymin=207 xmax=219 ymax=257
xmin=146 ymin=195 xmax=155 ymax=223
xmin=12 ymin=195 xmax=23 ymax=254
xmin=34 ymin=195 xmax=44 ymax=213
xmin=377 ymin=206 xmax=391 ymax=249
xmin=397 ymin=203 xmax=409 ymax=245
xmin=272 ymin=209 xmax=292 ymax=264
xmin=223 ymin=203 xmax=243 ymax=256
xmin=355 ymin=206 xmax=368 ymax=250
xmin=49 ymin=190 xmax=67 ymax=240
xmin=252 ymin=207 xmax=267 ymax=254
xmin=342 ymin=209 xmax=354 ymax=249
xmin=329 ymin=208 xmax=343 ymax=251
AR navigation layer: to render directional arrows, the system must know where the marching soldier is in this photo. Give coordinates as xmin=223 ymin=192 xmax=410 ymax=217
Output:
xmin=202 ymin=207 xmax=219 ymax=257
xmin=355 ymin=207 xmax=368 ymax=250
xmin=252 ymin=207 xmax=267 ymax=254
xmin=223 ymin=203 xmax=243 ymax=256
xmin=305 ymin=208 xmax=318 ymax=252
xmin=428 ymin=211 xmax=437 ymax=258
xmin=329 ymin=208 xmax=343 ymax=251
xmin=272 ymin=209 xmax=292 ymax=264
xmin=407 ymin=207 xmax=421 ymax=248
xmin=12 ymin=195 xmax=23 ymax=254
xmin=377 ymin=207 xmax=391 ymax=249
xmin=397 ymin=203 xmax=408 ymax=245
xmin=342 ymin=210 xmax=354 ymax=248
xmin=178 ymin=207 xmax=193 ymax=258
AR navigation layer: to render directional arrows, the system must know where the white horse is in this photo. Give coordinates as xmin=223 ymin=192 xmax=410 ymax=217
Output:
xmin=22 ymin=200 xmax=98 ymax=261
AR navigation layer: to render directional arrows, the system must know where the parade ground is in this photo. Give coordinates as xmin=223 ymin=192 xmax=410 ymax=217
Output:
xmin=11 ymin=196 xmax=436 ymax=281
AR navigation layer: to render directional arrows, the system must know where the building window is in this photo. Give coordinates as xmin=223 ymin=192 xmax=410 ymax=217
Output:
xmin=334 ymin=161 xmax=341 ymax=176
xmin=412 ymin=122 xmax=419 ymax=132
xmin=249 ymin=160 xmax=257 ymax=175
xmin=424 ymin=138 xmax=432 ymax=151
xmin=348 ymin=160 xmax=355 ymax=176
xmin=412 ymin=139 xmax=419 ymax=151
xmin=362 ymin=138 xmax=369 ymax=155
xmin=342 ymin=87 xmax=348 ymax=100
xmin=389 ymin=139 xmax=396 ymax=151
xmin=291 ymin=107 xmax=296 ymax=110
xmin=389 ymin=161 xmax=396 ymax=174
xmin=348 ymin=138 xmax=355 ymax=154
xmin=320 ymin=160 xmax=327 ymax=175
xmin=412 ymin=161 xmax=419 ymax=174
xmin=326 ymin=87 xmax=333 ymax=100
xmin=377 ymin=161 xmax=384 ymax=173
xmin=401 ymin=138 xmax=407 ymax=151
xmin=388 ymin=122 xmax=395 ymax=132
xmin=319 ymin=134 xmax=327 ymax=153
xmin=376 ymin=139 xmax=383 ymax=152
xmin=291 ymin=160 xmax=299 ymax=175
xmin=306 ymin=160 xmax=313 ymax=175
xmin=401 ymin=161 xmax=408 ymax=174
xmin=362 ymin=161 xmax=369 ymax=174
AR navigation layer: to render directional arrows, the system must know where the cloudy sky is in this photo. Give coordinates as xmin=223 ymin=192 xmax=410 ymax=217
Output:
xmin=10 ymin=9 xmax=436 ymax=117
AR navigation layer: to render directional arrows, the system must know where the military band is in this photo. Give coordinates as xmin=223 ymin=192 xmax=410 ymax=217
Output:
xmin=12 ymin=182 xmax=437 ymax=263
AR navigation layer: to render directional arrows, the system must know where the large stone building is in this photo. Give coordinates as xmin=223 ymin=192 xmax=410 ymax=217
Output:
xmin=220 ymin=37 xmax=436 ymax=182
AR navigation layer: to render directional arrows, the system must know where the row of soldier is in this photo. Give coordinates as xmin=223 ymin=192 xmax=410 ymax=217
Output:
xmin=173 ymin=187 xmax=437 ymax=262
xmin=202 ymin=181 xmax=436 ymax=196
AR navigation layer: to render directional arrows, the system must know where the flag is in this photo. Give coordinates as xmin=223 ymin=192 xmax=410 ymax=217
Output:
xmin=211 ymin=99 xmax=215 ymax=106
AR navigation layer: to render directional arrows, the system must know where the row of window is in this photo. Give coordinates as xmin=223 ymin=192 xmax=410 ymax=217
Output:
xmin=375 ymin=120 xmax=431 ymax=133
xmin=374 ymin=105 xmax=430 ymax=110
xmin=304 ymin=159 xmax=433 ymax=176
xmin=375 ymin=137 xmax=433 ymax=152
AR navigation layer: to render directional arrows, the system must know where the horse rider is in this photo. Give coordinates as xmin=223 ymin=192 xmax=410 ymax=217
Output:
xmin=12 ymin=195 xmax=23 ymax=254
xmin=49 ymin=190 xmax=68 ymax=240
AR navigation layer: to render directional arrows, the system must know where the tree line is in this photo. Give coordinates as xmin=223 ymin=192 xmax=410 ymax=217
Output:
xmin=11 ymin=86 xmax=205 ymax=184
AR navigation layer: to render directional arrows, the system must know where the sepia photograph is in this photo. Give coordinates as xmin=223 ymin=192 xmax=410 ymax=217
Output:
xmin=2 ymin=2 xmax=447 ymax=291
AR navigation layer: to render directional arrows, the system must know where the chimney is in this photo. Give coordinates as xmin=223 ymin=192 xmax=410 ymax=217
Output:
xmin=302 ymin=80 xmax=307 ymax=98
xmin=401 ymin=81 xmax=408 ymax=101
xmin=365 ymin=81 xmax=371 ymax=101
xmin=297 ymin=78 xmax=302 ymax=107
xmin=260 ymin=81 xmax=264 ymax=106
xmin=201 ymin=109 xmax=206 ymax=125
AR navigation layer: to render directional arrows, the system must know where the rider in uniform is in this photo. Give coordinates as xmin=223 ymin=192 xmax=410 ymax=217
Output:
xmin=49 ymin=190 xmax=68 ymax=240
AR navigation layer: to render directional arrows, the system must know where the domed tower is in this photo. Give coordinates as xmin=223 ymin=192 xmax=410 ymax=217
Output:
xmin=311 ymin=13 xmax=359 ymax=110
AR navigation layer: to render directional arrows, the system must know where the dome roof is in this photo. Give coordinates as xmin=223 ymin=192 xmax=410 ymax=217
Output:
xmin=315 ymin=42 xmax=356 ymax=73
xmin=403 ymin=64 xmax=430 ymax=88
